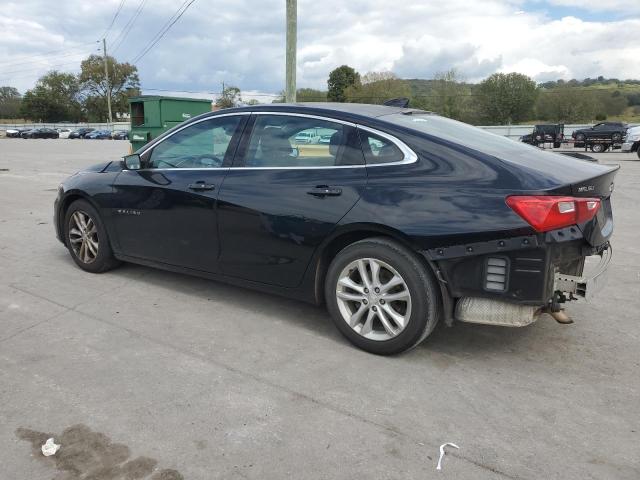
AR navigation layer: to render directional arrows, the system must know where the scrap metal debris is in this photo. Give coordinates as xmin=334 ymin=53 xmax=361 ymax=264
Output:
xmin=41 ymin=438 xmax=60 ymax=457
xmin=436 ymin=442 xmax=459 ymax=471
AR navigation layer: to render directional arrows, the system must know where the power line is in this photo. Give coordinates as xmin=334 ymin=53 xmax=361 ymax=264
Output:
xmin=111 ymin=0 xmax=148 ymax=55
xmin=102 ymin=0 xmax=127 ymax=40
xmin=130 ymin=0 xmax=198 ymax=63
xmin=0 ymin=51 xmax=99 ymax=77
xmin=0 ymin=42 xmax=100 ymax=68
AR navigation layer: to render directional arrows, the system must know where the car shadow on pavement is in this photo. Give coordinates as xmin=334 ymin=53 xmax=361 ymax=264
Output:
xmin=92 ymin=259 xmax=552 ymax=357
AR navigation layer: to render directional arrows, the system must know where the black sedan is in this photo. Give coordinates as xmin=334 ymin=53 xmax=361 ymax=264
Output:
xmin=68 ymin=128 xmax=95 ymax=139
xmin=572 ymin=121 xmax=627 ymax=145
xmin=53 ymin=103 xmax=617 ymax=354
xmin=22 ymin=127 xmax=59 ymax=139
xmin=111 ymin=130 xmax=129 ymax=140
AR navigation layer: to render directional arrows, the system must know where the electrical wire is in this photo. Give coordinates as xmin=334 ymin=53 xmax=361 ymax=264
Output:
xmin=111 ymin=0 xmax=148 ymax=55
xmin=101 ymin=0 xmax=127 ymax=40
xmin=0 ymin=42 xmax=100 ymax=68
xmin=130 ymin=0 xmax=198 ymax=63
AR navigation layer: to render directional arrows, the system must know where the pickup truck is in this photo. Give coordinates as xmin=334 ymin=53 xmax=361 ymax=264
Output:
xmin=621 ymin=126 xmax=640 ymax=158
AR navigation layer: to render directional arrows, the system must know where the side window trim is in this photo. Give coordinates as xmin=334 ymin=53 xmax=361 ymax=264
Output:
xmin=357 ymin=125 xmax=418 ymax=167
xmin=138 ymin=112 xmax=251 ymax=171
xmin=228 ymin=112 xmax=417 ymax=170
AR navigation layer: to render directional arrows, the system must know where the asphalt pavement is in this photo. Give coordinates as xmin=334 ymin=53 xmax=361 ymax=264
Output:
xmin=0 ymin=139 xmax=638 ymax=479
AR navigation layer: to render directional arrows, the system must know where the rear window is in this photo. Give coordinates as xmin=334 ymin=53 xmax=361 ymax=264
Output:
xmin=383 ymin=113 xmax=546 ymax=158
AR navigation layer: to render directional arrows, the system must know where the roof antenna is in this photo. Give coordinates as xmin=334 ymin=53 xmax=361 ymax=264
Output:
xmin=383 ymin=97 xmax=410 ymax=108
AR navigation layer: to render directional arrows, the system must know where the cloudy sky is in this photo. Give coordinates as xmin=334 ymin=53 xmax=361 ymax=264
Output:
xmin=1 ymin=0 xmax=639 ymax=99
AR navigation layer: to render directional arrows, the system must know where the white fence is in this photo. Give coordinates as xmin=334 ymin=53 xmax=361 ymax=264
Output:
xmin=478 ymin=124 xmax=595 ymax=140
xmin=0 ymin=122 xmax=130 ymax=132
xmin=0 ymin=122 xmax=634 ymax=140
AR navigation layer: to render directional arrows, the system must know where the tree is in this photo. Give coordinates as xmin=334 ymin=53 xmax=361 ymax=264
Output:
xmin=327 ymin=65 xmax=360 ymax=102
xmin=344 ymin=71 xmax=410 ymax=104
xmin=21 ymin=71 xmax=82 ymax=122
xmin=79 ymin=54 xmax=140 ymax=121
xmin=535 ymin=87 xmax=599 ymax=123
xmin=476 ymin=72 xmax=539 ymax=124
xmin=0 ymin=86 xmax=22 ymax=119
xmin=296 ymin=88 xmax=327 ymax=102
xmin=215 ymin=86 xmax=241 ymax=109
xmin=418 ymin=69 xmax=475 ymax=122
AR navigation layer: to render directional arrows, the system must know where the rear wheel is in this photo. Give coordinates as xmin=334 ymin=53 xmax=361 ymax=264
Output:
xmin=325 ymin=237 xmax=441 ymax=355
xmin=64 ymin=199 xmax=120 ymax=273
xmin=591 ymin=144 xmax=605 ymax=153
xmin=576 ymin=133 xmax=585 ymax=142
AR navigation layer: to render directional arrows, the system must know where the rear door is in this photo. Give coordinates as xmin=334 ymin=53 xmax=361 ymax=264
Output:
xmin=217 ymin=113 xmax=367 ymax=287
xmin=111 ymin=114 xmax=247 ymax=272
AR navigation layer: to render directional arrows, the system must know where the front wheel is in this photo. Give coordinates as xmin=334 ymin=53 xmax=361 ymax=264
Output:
xmin=325 ymin=237 xmax=441 ymax=355
xmin=64 ymin=199 xmax=120 ymax=273
xmin=591 ymin=144 xmax=605 ymax=153
xmin=612 ymin=133 xmax=622 ymax=142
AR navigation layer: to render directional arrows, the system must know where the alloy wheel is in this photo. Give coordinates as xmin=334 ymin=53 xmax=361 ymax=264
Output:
xmin=68 ymin=210 xmax=99 ymax=264
xmin=335 ymin=258 xmax=412 ymax=341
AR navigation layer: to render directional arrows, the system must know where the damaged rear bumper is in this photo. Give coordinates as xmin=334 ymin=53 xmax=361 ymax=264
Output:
xmin=422 ymin=232 xmax=612 ymax=327
xmin=554 ymin=244 xmax=611 ymax=301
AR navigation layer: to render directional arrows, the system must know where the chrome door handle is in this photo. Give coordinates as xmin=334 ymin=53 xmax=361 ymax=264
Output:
xmin=307 ymin=186 xmax=342 ymax=197
xmin=188 ymin=182 xmax=216 ymax=191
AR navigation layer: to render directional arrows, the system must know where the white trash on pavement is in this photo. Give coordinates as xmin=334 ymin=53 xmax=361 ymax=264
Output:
xmin=436 ymin=442 xmax=459 ymax=471
xmin=41 ymin=438 xmax=60 ymax=457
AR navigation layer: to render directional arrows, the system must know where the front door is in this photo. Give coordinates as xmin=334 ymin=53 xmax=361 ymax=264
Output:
xmin=217 ymin=113 xmax=367 ymax=287
xmin=111 ymin=114 xmax=247 ymax=272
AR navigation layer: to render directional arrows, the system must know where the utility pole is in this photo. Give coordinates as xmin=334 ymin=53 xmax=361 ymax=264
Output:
xmin=102 ymin=38 xmax=113 ymax=124
xmin=285 ymin=0 xmax=297 ymax=103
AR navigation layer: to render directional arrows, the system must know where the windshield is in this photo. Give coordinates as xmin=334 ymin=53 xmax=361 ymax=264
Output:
xmin=383 ymin=113 xmax=540 ymax=158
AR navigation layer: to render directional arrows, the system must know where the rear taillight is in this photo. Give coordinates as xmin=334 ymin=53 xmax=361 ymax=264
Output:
xmin=505 ymin=195 xmax=600 ymax=232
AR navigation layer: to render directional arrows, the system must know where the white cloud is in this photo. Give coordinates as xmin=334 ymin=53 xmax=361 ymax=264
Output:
xmin=0 ymin=0 xmax=638 ymax=95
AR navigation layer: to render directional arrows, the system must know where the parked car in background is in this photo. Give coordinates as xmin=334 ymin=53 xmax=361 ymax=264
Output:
xmin=69 ymin=128 xmax=95 ymax=139
xmin=111 ymin=130 xmax=129 ymax=140
xmin=57 ymin=128 xmax=72 ymax=139
xmin=520 ymin=124 xmax=564 ymax=148
xmin=21 ymin=127 xmax=59 ymax=139
xmin=622 ymin=126 xmax=640 ymax=159
xmin=318 ymin=134 xmax=332 ymax=144
xmin=572 ymin=122 xmax=627 ymax=152
xmin=54 ymin=103 xmax=617 ymax=355
xmin=6 ymin=127 xmax=33 ymax=138
xmin=85 ymin=130 xmax=112 ymax=140
xmin=294 ymin=131 xmax=319 ymax=144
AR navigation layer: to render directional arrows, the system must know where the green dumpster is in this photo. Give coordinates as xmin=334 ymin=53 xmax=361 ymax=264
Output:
xmin=128 ymin=95 xmax=212 ymax=151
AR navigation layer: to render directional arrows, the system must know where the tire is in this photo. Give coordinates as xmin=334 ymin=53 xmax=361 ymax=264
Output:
xmin=63 ymin=199 xmax=120 ymax=273
xmin=612 ymin=133 xmax=622 ymax=142
xmin=591 ymin=144 xmax=605 ymax=153
xmin=553 ymin=142 xmax=561 ymax=149
xmin=324 ymin=237 xmax=441 ymax=355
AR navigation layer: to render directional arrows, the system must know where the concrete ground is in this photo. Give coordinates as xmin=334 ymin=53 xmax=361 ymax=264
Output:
xmin=0 ymin=139 xmax=638 ymax=480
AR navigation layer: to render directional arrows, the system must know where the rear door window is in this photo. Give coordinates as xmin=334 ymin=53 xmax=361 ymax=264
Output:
xmin=242 ymin=115 xmax=364 ymax=167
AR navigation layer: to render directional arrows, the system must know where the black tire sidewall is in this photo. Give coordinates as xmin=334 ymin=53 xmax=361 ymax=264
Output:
xmin=325 ymin=239 xmax=440 ymax=355
xmin=63 ymin=199 xmax=115 ymax=273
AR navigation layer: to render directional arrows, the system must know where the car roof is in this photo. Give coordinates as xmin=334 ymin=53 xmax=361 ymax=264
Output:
xmin=213 ymin=102 xmax=427 ymax=123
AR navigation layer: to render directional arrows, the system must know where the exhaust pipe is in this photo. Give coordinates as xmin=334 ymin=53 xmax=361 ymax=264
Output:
xmin=549 ymin=309 xmax=573 ymax=324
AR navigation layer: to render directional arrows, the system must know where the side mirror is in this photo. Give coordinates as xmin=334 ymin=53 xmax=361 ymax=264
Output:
xmin=122 ymin=153 xmax=142 ymax=170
